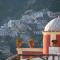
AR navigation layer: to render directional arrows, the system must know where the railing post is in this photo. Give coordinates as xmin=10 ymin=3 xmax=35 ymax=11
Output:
xmin=58 ymin=55 xmax=60 ymax=60
xmin=46 ymin=57 xmax=48 ymax=60
xmin=52 ymin=55 xmax=54 ymax=60
xmin=27 ymin=57 xmax=32 ymax=60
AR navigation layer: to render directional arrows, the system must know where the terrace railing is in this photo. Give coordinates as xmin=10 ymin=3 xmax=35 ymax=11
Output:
xmin=6 ymin=54 xmax=60 ymax=60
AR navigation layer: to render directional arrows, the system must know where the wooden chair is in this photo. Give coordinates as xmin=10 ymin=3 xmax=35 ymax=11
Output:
xmin=28 ymin=39 xmax=34 ymax=48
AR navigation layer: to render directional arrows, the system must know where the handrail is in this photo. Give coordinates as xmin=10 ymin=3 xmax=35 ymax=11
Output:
xmin=18 ymin=54 xmax=60 ymax=56
xmin=6 ymin=54 xmax=60 ymax=60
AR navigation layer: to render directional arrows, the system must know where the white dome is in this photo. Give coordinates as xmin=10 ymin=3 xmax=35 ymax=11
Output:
xmin=44 ymin=17 xmax=60 ymax=31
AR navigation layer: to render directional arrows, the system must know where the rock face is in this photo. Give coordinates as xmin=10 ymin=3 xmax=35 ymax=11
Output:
xmin=0 ymin=10 xmax=51 ymax=37
xmin=0 ymin=0 xmax=60 ymax=25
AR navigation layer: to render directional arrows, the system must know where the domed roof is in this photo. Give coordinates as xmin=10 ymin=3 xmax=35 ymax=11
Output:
xmin=44 ymin=16 xmax=60 ymax=32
